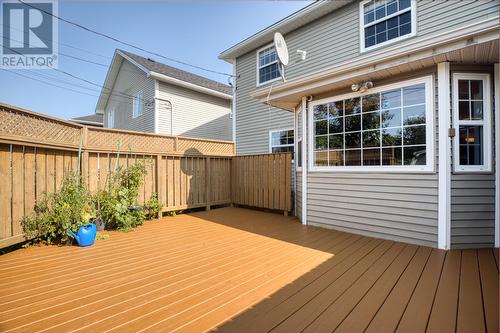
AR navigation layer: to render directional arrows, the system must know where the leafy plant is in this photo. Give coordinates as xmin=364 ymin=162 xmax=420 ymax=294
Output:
xmin=144 ymin=193 xmax=162 ymax=220
xmin=95 ymin=234 xmax=110 ymax=241
xmin=95 ymin=163 xmax=146 ymax=231
xmin=21 ymin=173 xmax=95 ymax=245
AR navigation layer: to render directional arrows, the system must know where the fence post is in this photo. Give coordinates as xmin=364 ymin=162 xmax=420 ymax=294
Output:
xmin=156 ymin=154 xmax=163 ymax=218
xmin=205 ymin=157 xmax=211 ymax=211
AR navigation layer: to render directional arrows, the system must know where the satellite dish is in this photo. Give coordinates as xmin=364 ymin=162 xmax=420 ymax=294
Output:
xmin=273 ymin=32 xmax=289 ymax=66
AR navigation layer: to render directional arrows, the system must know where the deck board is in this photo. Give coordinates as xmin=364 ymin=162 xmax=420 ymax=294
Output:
xmin=0 ymin=207 xmax=497 ymax=333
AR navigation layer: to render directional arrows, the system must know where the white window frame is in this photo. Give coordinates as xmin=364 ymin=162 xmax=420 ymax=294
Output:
xmin=132 ymin=91 xmax=143 ymax=118
xmin=256 ymin=44 xmax=282 ymax=87
xmin=269 ymin=128 xmax=294 ymax=153
xmin=107 ymin=109 xmax=114 ymax=128
xmin=359 ymin=0 xmax=417 ymax=53
xmin=308 ymin=75 xmax=435 ymax=173
xmin=452 ymin=73 xmax=492 ymax=173
xmin=295 ymin=109 xmax=303 ymax=171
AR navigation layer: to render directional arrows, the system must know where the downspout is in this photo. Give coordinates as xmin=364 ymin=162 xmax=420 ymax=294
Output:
xmin=301 ymin=96 xmax=307 ymax=225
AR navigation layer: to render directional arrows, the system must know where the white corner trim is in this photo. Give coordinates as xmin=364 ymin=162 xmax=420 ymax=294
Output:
xmin=232 ymin=60 xmax=237 ymax=144
xmin=149 ymin=72 xmax=232 ymax=101
xmin=301 ymin=96 xmax=307 ymax=226
xmin=494 ymin=63 xmax=499 ymax=248
xmin=154 ymin=80 xmax=159 ymax=134
xmin=438 ymin=62 xmax=451 ymax=250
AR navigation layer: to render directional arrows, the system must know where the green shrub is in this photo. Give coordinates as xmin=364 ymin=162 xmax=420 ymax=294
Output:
xmin=21 ymin=173 xmax=95 ymax=245
xmin=144 ymin=193 xmax=162 ymax=220
xmin=96 ymin=163 xmax=146 ymax=231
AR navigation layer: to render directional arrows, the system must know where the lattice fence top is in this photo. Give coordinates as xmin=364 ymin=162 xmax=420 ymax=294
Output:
xmin=0 ymin=102 xmax=234 ymax=156
xmin=0 ymin=103 xmax=82 ymax=148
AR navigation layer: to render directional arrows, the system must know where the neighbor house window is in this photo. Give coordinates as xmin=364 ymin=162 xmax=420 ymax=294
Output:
xmin=133 ymin=92 xmax=143 ymax=118
xmin=107 ymin=109 xmax=114 ymax=128
xmin=453 ymin=73 xmax=491 ymax=172
xmin=257 ymin=46 xmax=281 ymax=85
xmin=310 ymin=77 xmax=433 ymax=171
xmin=270 ymin=129 xmax=294 ymax=153
xmin=360 ymin=0 xmax=416 ymax=52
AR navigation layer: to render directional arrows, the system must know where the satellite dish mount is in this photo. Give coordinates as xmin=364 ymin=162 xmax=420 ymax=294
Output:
xmin=274 ymin=32 xmax=289 ymax=82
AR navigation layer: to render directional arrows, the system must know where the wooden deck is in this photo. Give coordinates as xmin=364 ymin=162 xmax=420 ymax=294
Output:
xmin=0 ymin=207 xmax=498 ymax=333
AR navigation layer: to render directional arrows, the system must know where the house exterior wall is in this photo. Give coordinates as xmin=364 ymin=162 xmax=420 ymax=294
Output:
xmin=450 ymin=65 xmax=496 ymax=249
xmin=233 ymin=0 xmax=498 ymax=154
xmin=157 ymin=81 xmax=232 ymax=141
xmin=103 ymin=60 xmax=155 ymax=132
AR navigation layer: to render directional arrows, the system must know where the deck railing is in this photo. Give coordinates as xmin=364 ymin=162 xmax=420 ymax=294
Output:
xmin=0 ymin=103 xmax=292 ymax=248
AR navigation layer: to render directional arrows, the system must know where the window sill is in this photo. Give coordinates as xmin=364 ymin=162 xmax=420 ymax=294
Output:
xmin=309 ymin=166 xmax=436 ymax=174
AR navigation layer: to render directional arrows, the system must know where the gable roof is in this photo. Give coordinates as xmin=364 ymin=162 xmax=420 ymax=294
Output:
xmin=71 ymin=113 xmax=103 ymax=127
xmin=219 ymin=0 xmax=354 ymax=62
xmin=96 ymin=49 xmax=232 ymax=114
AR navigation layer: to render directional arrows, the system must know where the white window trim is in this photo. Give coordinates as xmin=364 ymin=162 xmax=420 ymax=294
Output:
xmin=308 ymin=75 xmax=435 ymax=173
xmin=452 ymin=73 xmax=492 ymax=173
xmin=269 ymin=127 xmax=294 ymax=153
xmin=295 ymin=108 xmax=303 ymax=171
xmin=256 ymin=43 xmax=282 ymax=87
xmin=359 ymin=0 xmax=417 ymax=53
xmin=132 ymin=91 xmax=143 ymax=118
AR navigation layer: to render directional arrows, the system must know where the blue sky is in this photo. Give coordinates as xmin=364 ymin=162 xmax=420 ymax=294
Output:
xmin=0 ymin=0 xmax=311 ymax=119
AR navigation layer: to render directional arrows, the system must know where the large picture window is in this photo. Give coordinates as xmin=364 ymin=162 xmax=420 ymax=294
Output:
xmin=360 ymin=0 xmax=416 ymax=52
xmin=257 ymin=45 xmax=281 ymax=85
xmin=453 ymin=73 xmax=491 ymax=172
xmin=310 ymin=77 xmax=433 ymax=171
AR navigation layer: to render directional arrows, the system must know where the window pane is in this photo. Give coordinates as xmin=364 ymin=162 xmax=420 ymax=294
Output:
xmin=315 ymin=120 xmax=327 ymax=135
xmin=382 ymin=147 xmax=402 ymax=165
xmin=376 ymin=32 xmax=387 ymax=44
xmin=399 ymin=22 xmax=411 ymax=36
xmin=403 ymin=104 xmax=425 ymax=125
xmin=315 ymin=151 xmax=328 ymax=166
xmin=345 ymin=98 xmax=361 ymax=115
xmin=404 ymin=146 xmax=426 ymax=165
xmin=381 ymin=89 xmax=401 ymax=109
xmin=362 ymin=112 xmax=380 ymax=130
xmin=459 ymin=126 xmax=483 ymax=165
xmin=329 ymin=101 xmax=344 ymax=117
xmin=365 ymin=25 xmax=376 ymax=37
xmin=399 ymin=0 xmax=411 ymax=10
xmin=345 ymin=150 xmax=361 ymax=166
xmin=403 ymin=84 xmax=425 ymax=106
xmin=387 ymin=0 xmax=398 ymax=15
xmin=363 ymin=93 xmax=380 ymax=112
xmin=314 ymin=104 xmax=328 ymax=120
xmin=471 ymin=101 xmax=483 ymax=120
xmin=345 ymin=115 xmax=361 ymax=132
xmin=329 ymin=150 xmax=344 ymax=166
xmin=470 ymin=80 xmax=483 ymax=99
xmin=363 ymin=148 xmax=380 ymax=166
xmin=365 ymin=12 xmax=375 ymax=24
xmin=458 ymin=101 xmax=470 ymax=120
xmin=403 ymin=125 xmax=426 ymax=145
xmin=315 ymin=136 xmax=328 ymax=150
xmin=329 ymin=134 xmax=343 ymax=149
xmin=458 ymin=80 xmax=469 ymax=99
xmin=297 ymin=141 xmax=302 ymax=167
xmin=381 ymin=108 xmax=401 ymax=128
xmin=468 ymin=145 xmax=483 ymax=165
xmin=345 ymin=132 xmax=361 ymax=148
xmin=363 ymin=130 xmax=380 ymax=147
xmin=382 ymin=128 xmax=402 ymax=146
xmin=366 ymin=36 xmax=376 ymax=47
xmin=280 ymin=131 xmax=288 ymax=145
xmin=329 ymin=117 xmax=343 ymax=134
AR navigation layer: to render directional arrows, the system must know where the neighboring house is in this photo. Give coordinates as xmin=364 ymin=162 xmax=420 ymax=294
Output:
xmin=71 ymin=113 xmax=103 ymax=127
xmin=95 ymin=49 xmax=233 ymax=141
xmin=220 ymin=0 xmax=500 ymax=249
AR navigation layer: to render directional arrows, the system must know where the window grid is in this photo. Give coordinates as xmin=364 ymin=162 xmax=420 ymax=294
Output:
xmin=258 ymin=46 xmax=281 ymax=85
xmin=133 ymin=92 xmax=143 ymax=118
xmin=270 ymin=129 xmax=294 ymax=153
xmin=313 ymin=84 xmax=426 ymax=167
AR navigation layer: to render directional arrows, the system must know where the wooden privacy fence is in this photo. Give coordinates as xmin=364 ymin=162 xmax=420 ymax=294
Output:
xmin=0 ymin=103 xmax=292 ymax=248
xmin=231 ymin=153 xmax=292 ymax=215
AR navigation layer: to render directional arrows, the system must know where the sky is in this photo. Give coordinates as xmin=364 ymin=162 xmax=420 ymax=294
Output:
xmin=0 ymin=0 xmax=311 ymax=120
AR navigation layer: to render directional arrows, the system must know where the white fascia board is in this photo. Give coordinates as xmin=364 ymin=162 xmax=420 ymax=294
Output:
xmin=253 ymin=17 xmax=499 ymax=101
xmin=149 ymin=72 xmax=233 ymax=101
xmin=437 ymin=62 xmax=451 ymax=250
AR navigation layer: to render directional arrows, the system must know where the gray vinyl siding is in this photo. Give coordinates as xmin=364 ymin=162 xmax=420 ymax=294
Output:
xmin=234 ymin=0 xmax=498 ymax=154
xmin=234 ymin=54 xmax=294 ymax=155
xmin=104 ymin=60 xmax=155 ymax=132
xmin=157 ymin=81 xmax=231 ymax=141
xmin=450 ymin=65 xmax=496 ymax=249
